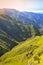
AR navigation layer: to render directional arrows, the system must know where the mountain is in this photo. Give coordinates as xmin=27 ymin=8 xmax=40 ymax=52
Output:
xmin=0 ymin=9 xmax=43 ymax=56
xmin=4 ymin=9 xmax=43 ymax=33
xmin=0 ymin=35 xmax=43 ymax=65
xmin=5 ymin=9 xmax=43 ymax=26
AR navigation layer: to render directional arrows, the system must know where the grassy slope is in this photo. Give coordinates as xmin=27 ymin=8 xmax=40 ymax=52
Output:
xmin=0 ymin=29 xmax=18 ymax=56
xmin=0 ymin=35 xmax=43 ymax=65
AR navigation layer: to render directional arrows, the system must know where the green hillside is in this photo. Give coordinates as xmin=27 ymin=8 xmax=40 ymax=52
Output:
xmin=0 ymin=14 xmax=42 ymax=56
xmin=0 ymin=29 xmax=18 ymax=56
xmin=0 ymin=35 xmax=43 ymax=65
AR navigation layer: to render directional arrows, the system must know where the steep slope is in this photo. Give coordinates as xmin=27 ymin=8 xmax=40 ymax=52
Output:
xmin=0 ymin=35 xmax=43 ymax=65
xmin=0 ymin=9 xmax=43 ymax=56
xmin=0 ymin=29 xmax=18 ymax=56
xmin=0 ymin=13 xmax=42 ymax=56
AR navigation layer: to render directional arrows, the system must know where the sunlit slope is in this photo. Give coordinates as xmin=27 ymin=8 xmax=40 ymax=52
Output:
xmin=0 ymin=35 xmax=43 ymax=65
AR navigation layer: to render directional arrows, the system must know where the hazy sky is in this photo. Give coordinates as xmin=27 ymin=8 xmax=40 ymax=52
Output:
xmin=0 ymin=0 xmax=43 ymax=12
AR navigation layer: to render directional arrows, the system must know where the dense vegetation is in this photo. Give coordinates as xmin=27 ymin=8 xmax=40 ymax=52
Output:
xmin=0 ymin=35 xmax=43 ymax=65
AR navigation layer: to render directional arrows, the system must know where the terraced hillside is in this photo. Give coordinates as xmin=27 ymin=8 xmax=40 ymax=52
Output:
xmin=0 ymin=13 xmax=42 ymax=56
xmin=0 ymin=35 xmax=43 ymax=65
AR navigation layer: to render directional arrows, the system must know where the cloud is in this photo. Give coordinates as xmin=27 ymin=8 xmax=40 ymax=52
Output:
xmin=0 ymin=0 xmax=43 ymax=12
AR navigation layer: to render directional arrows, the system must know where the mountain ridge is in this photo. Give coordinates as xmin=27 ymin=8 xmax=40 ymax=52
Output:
xmin=0 ymin=9 xmax=43 ymax=56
